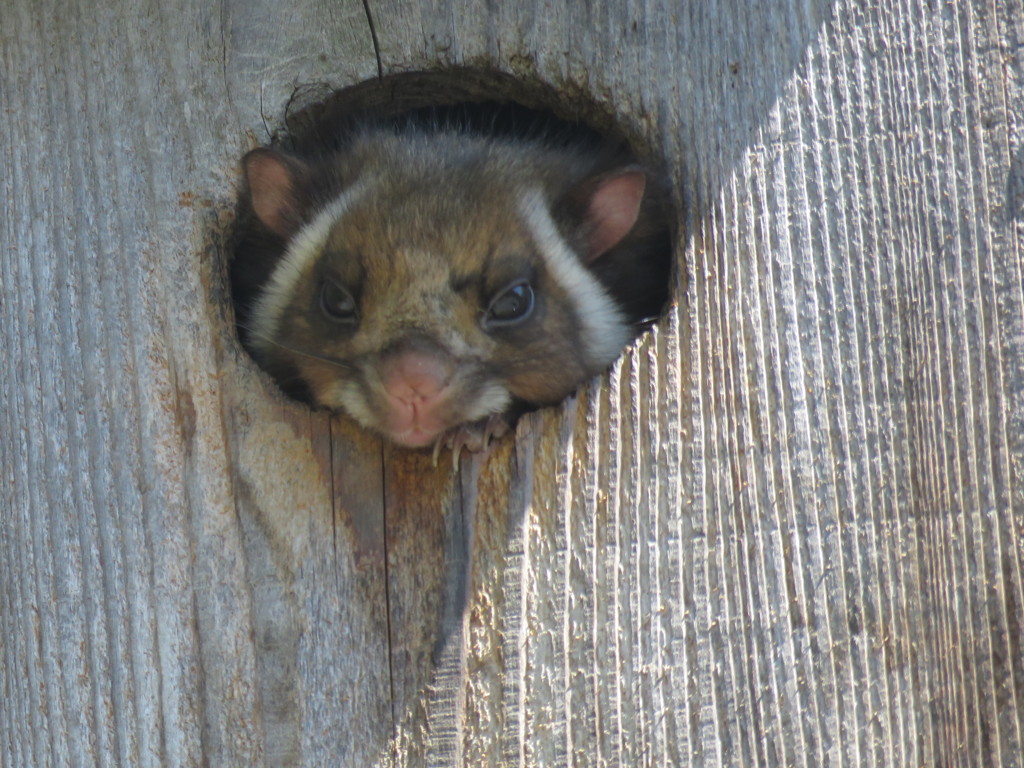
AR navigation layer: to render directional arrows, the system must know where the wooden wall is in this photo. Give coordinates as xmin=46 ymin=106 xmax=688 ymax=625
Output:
xmin=1 ymin=0 xmax=1022 ymax=765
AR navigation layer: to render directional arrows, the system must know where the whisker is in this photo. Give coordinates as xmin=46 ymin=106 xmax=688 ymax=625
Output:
xmin=235 ymin=323 xmax=355 ymax=372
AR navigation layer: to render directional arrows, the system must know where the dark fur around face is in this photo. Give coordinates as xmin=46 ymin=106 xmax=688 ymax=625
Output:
xmin=232 ymin=114 xmax=671 ymax=444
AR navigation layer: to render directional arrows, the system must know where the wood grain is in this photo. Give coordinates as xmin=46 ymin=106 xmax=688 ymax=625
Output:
xmin=2 ymin=0 xmax=1022 ymax=765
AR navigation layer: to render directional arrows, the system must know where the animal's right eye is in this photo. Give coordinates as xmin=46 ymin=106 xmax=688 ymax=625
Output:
xmin=319 ymin=280 xmax=358 ymax=323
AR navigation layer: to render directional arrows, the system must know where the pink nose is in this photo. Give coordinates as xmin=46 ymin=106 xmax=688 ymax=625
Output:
xmin=381 ymin=351 xmax=451 ymax=404
xmin=375 ymin=339 xmax=459 ymax=445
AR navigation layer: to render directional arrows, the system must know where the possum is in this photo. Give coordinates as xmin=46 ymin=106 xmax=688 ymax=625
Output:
xmin=231 ymin=113 xmax=671 ymax=455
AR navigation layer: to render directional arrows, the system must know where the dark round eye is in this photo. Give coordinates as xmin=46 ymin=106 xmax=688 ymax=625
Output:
xmin=319 ymin=280 xmax=358 ymax=323
xmin=484 ymin=281 xmax=535 ymax=328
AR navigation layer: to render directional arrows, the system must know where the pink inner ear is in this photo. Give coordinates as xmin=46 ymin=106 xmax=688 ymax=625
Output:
xmin=584 ymin=170 xmax=647 ymax=262
xmin=246 ymin=151 xmax=301 ymax=237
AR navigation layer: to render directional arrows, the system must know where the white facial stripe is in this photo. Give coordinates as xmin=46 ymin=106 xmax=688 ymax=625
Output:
xmin=249 ymin=182 xmax=369 ymax=354
xmin=518 ymin=189 xmax=630 ymax=367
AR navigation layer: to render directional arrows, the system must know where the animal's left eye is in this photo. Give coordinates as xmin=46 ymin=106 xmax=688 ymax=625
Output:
xmin=484 ymin=281 xmax=535 ymax=328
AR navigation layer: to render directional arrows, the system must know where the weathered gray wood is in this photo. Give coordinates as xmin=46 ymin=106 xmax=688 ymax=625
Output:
xmin=2 ymin=0 xmax=1022 ymax=765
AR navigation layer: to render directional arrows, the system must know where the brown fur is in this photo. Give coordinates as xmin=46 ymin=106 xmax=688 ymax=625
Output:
xmin=235 ymin=127 xmax=668 ymax=446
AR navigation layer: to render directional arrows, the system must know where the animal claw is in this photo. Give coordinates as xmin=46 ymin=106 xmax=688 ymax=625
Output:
xmin=433 ymin=414 xmax=511 ymax=469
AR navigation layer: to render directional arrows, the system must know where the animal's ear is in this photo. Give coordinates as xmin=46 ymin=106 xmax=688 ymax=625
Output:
xmin=243 ymin=149 xmax=309 ymax=238
xmin=570 ymin=168 xmax=648 ymax=264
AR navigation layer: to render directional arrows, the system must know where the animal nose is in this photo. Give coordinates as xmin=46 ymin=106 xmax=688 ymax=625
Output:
xmin=377 ymin=337 xmax=455 ymax=404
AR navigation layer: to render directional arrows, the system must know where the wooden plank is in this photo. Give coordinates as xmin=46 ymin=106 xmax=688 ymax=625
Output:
xmin=2 ymin=0 xmax=1023 ymax=765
